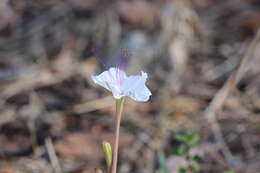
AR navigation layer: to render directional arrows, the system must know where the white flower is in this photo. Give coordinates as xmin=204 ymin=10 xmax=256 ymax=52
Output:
xmin=91 ymin=67 xmax=152 ymax=102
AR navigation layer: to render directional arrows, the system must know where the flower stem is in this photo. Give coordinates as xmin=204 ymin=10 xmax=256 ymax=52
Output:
xmin=110 ymin=97 xmax=125 ymax=173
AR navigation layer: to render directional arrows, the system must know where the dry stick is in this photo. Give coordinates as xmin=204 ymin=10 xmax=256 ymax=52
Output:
xmin=205 ymin=29 xmax=260 ymax=168
xmin=73 ymin=96 xmax=113 ymax=114
xmin=110 ymin=98 xmax=125 ymax=173
xmin=45 ymin=137 xmax=62 ymax=173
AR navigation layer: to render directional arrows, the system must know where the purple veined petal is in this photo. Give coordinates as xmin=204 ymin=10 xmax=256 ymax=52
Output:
xmin=91 ymin=43 xmax=151 ymax=101
xmin=116 ymin=48 xmax=131 ymax=71
xmin=122 ymin=72 xmax=152 ymax=102
xmin=107 ymin=67 xmax=127 ymax=91
xmin=114 ymin=48 xmax=132 ymax=88
xmin=91 ymin=67 xmax=127 ymax=99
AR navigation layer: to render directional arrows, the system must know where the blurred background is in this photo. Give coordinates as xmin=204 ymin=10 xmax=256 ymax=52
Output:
xmin=0 ymin=0 xmax=260 ymax=173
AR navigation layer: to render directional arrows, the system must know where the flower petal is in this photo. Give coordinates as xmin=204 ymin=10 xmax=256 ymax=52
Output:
xmin=91 ymin=67 xmax=126 ymax=99
xmin=122 ymin=72 xmax=152 ymax=102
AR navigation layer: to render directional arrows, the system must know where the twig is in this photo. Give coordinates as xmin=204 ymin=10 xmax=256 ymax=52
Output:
xmin=73 ymin=96 xmax=113 ymax=114
xmin=45 ymin=137 xmax=62 ymax=173
xmin=204 ymin=29 xmax=260 ymax=168
xmin=25 ymin=93 xmax=42 ymax=154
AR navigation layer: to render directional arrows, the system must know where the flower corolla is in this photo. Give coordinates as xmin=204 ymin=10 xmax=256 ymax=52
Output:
xmin=91 ymin=67 xmax=151 ymax=102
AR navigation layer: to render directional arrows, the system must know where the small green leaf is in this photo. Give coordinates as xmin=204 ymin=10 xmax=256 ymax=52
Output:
xmin=175 ymin=133 xmax=200 ymax=147
xmin=190 ymin=155 xmax=203 ymax=163
xmin=175 ymin=134 xmax=188 ymax=143
xmin=186 ymin=134 xmax=200 ymax=147
xmin=178 ymin=168 xmax=186 ymax=173
xmin=173 ymin=145 xmax=189 ymax=156
xmin=158 ymin=150 xmax=169 ymax=173
xmin=102 ymin=141 xmax=112 ymax=169
xmin=224 ymin=169 xmax=236 ymax=173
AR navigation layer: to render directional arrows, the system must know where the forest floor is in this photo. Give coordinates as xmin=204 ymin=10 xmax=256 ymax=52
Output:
xmin=0 ymin=0 xmax=260 ymax=173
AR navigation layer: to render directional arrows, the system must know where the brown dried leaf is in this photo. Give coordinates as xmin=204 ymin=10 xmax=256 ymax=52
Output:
xmin=0 ymin=168 xmax=24 ymax=173
xmin=55 ymin=130 xmax=134 ymax=161
xmin=242 ymin=12 xmax=260 ymax=33
xmin=116 ymin=0 xmax=158 ymax=28
xmin=166 ymin=95 xmax=202 ymax=114
xmin=55 ymin=132 xmax=103 ymax=160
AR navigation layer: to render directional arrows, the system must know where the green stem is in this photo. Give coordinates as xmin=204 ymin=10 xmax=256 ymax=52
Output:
xmin=110 ymin=97 xmax=125 ymax=173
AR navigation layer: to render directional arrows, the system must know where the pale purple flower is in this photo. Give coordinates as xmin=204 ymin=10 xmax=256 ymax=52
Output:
xmin=91 ymin=67 xmax=151 ymax=102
